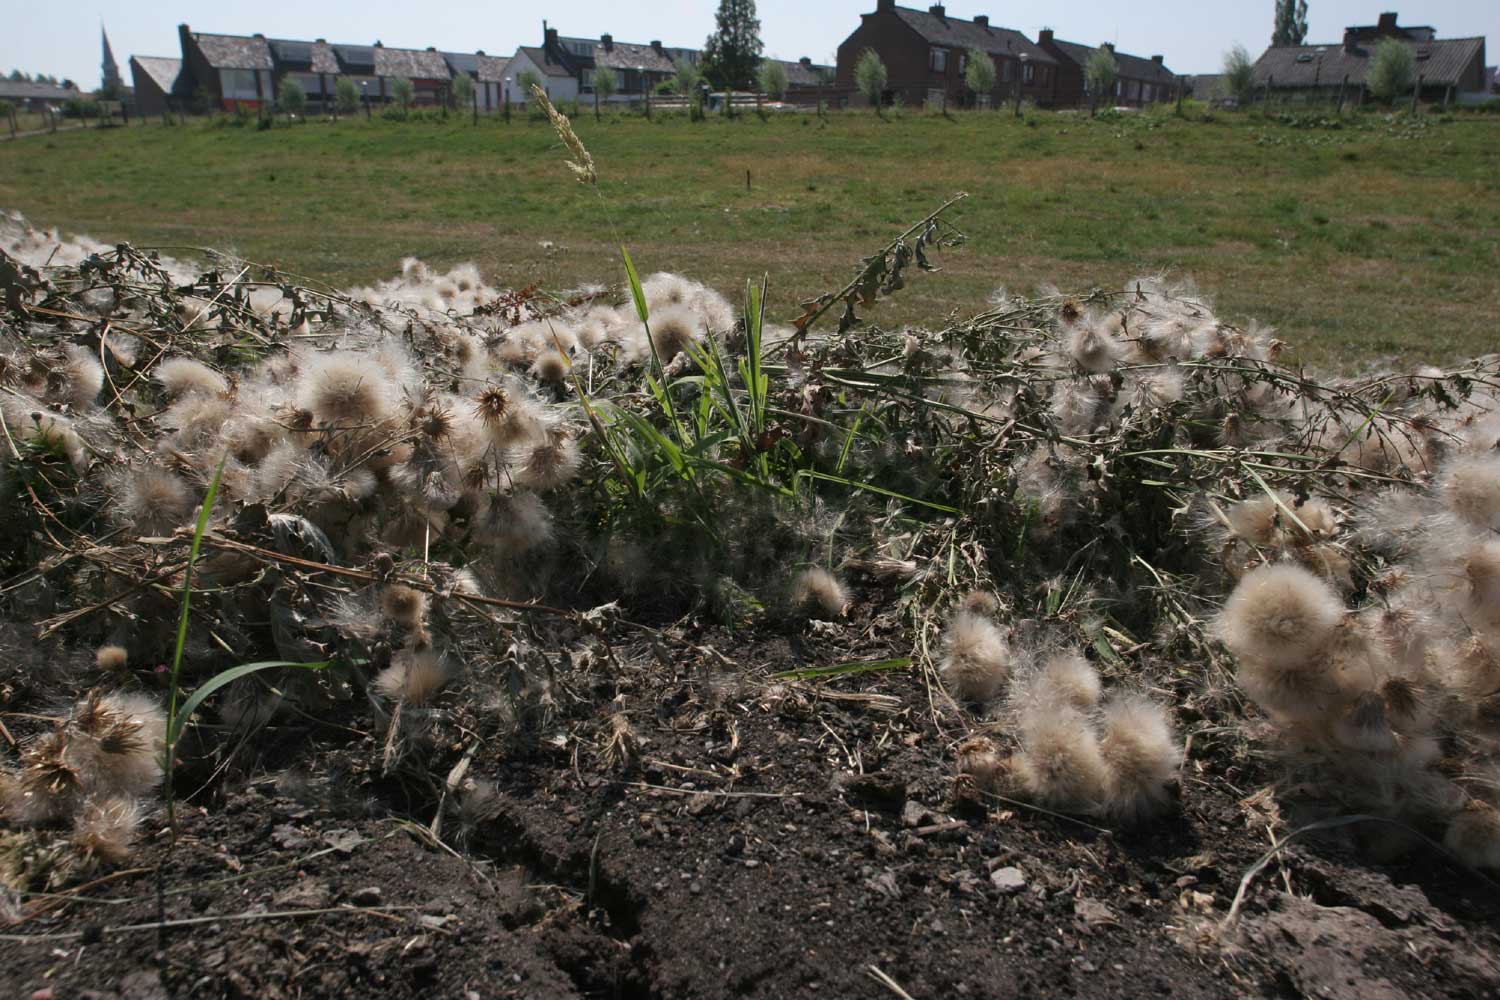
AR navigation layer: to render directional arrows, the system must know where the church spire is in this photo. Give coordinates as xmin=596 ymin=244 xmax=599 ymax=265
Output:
xmin=101 ymin=24 xmax=122 ymax=92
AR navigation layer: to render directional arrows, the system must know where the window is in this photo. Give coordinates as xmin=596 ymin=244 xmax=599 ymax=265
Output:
xmin=929 ymin=48 xmax=947 ymax=73
xmin=958 ymin=52 xmax=967 ymax=73
xmin=1002 ymin=59 xmax=1013 ymax=82
xmin=220 ymin=69 xmax=259 ymax=99
xmin=1024 ymin=62 xmax=1035 ymax=83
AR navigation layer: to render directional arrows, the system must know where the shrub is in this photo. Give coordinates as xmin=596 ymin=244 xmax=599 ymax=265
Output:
xmin=334 ymin=77 xmax=359 ymax=115
xmin=450 ymin=72 xmax=475 ymax=109
xmin=1368 ymin=39 xmax=1416 ymax=104
xmin=1219 ymin=45 xmax=1256 ymax=104
xmin=278 ymin=77 xmax=306 ymax=117
xmin=854 ymin=49 xmax=887 ymax=109
xmin=963 ymin=47 xmax=995 ymax=104
xmin=390 ymin=76 xmax=415 ymax=109
xmin=757 ymin=59 xmax=787 ymax=100
xmin=1086 ymin=48 xmax=1119 ymax=108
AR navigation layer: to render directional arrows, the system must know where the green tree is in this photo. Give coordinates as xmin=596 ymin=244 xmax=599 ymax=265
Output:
xmin=516 ymin=68 xmax=543 ymax=106
xmin=963 ymin=47 xmax=996 ymax=106
xmin=591 ymin=66 xmax=616 ymax=120
xmin=1085 ymin=48 xmax=1118 ymax=113
xmin=335 ymin=77 xmax=360 ymax=115
xmin=278 ymin=77 xmax=307 ymax=117
xmin=450 ymin=72 xmax=475 ymax=109
xmin=1368 ymin=38 xmax=1415 ymax=104
xmin=701 ymin=0 xmax=763 ymax=90
xmin=391 ymin=76 xmax=415 ymax=109
xmin=1221 ymin=44 xmax=1257 ymax=103
xmin=757 ymin=59 xmax=788 ymax=100
xmin=854 ymin=49 xmax=888 ymax=113
xmin=1271 ymin=0 xmax=1309 ymax=46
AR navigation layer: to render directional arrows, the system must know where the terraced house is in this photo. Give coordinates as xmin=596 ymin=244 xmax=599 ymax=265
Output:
xmin=138 ymin=24 xmax=513 ymax=114
xmin=835 ymin=1 xmax=1057 ymax=108
xmin=1036 ymin=32 xmax=1177 ymax=108
xmin=1251 ymin=11 xmax=1488 ymax=104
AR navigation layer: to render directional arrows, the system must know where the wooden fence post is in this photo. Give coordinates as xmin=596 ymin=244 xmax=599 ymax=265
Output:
xmin=1410 ymin=73 xmax=1423 ymax=114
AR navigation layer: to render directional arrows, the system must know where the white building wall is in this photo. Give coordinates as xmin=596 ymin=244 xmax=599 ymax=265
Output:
xmin=504 ymin=49 xmax=579 ymax=104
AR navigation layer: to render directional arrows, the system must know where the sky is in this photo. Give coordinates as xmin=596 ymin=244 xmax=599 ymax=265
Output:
xmin=5 ymin=1 xmax=1496 ymax=87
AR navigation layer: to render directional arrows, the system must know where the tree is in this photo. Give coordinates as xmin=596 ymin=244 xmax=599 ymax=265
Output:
xmin=701 ymin=0 xmax=763 ymax=90
xmin=450 ymin=72 xmax=475 ymax=109
xmin=757 ymin=59 xmax=787 ymax=100
xmin=963 ymin=47 xmax=996 ymax=106
xmin=1367 ymin=38 xmax=1415 ymax=104
xmin=1271 ymin=0 xmax=1309 ymax=47
xmin=278 ymin=77 xmax=307 ymax=117
xmin=335 ymin=77 xmax=360 ymax=115
xmin=391 ymin=77 xmax=415 ymax=110
xmin=591 ymin=66 xmax=616 ymax=120
xmin=1221 ymin=44 xmax=1257 ymax=104
xmin=7 ymin=70 xmax=25 ymax=82
xmin=854 ymin=49 xmax=888 ymax=113
xmin=1085 ymin=48 xmax=1118 ymax=114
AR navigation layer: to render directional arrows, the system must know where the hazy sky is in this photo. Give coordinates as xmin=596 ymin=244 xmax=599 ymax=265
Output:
xmin=6 ymin=1 xmax=1496 ymax=87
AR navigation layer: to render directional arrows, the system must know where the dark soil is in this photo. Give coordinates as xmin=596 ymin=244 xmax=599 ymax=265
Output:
xmin=4 ymin=610 xmax=1499 ymax=999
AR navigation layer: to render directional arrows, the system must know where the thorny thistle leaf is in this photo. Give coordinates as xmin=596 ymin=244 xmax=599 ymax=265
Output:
xmin=532 ymin=86 xmax=596 ymax=186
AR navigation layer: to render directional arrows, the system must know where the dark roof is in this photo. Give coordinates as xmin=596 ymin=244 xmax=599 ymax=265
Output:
xmin=269 ymin=38 xmax=340 ymax=74
xmin=0 ymin=80 xmax=83 ymax=101
xmin=373 ymin=46 xmax=452 ymax=80
xmin=191 ymin=32 xmax=274 ymax=71
xmin=1253 ymin=37 xmax=1485 ymax=88
xmin=890 ymin=6 xmax=1055 ymax=64
xmin=1184 ymin=73 xmax=1223 ymax=98
xmin=332 ymin=44 xmax=376 ymax=72
xmin=777 ymin=59 xmax=834 ymax=87
xmin=592 ymin=41 xmax=675 ymax=73
xmin=130 ymin=56 xmax=182 ymax=92
xmin=516 ymin=46 xmax=575 ymax=79
xmin=474 ymin=54 xmax=511 ymax=83
xmin=1046 ymin=38 xmax=1174 ymax=82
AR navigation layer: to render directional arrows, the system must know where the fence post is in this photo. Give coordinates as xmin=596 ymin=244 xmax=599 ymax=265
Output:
xmin=472 ymin=87 xmax=478 ymax=125
xmin=1442 ymin=85 xmax=1452 ymax=111
xmin=1410 ymin=73 xmax=1422 ymax=114
xmin=1176 ymin=75 xmax=1184 ymax=115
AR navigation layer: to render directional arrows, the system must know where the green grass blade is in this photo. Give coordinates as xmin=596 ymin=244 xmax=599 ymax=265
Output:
xmin=772 ymin=657 xmax=913 ymax=680
xmin=796 ymin=469 xmax=959 ymax=514
xmin=168 ymin=660 xmax=330 ymax=746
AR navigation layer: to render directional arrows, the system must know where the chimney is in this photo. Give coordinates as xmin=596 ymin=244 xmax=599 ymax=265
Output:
xmin=876 ymin=0 xmax=895 ymax=10
xmin=1101 ymin=42 xmax=1115 ymax=53
xmin=545 ymin=26 xmax=559 ymax=51
xmin=1038 ymin=28 xmax=1053 ymax=44
xmin=374 ymin=40 xmax=383 ymax=48
xmin=601 ymin=33 xmax=614 ymax=51
xmin=252 ymin=32 xmax=264 ymax=39
xmin=1343 ymin=28 xmax=1358 ymax=52
xmin=651 ymin=40 xmax=663 ymax=55
xmin=1151 ymin=54 xmax=1163 ymax=63
xmin=800 ymin=56 xmax=812 ymax=67
xmin=426 ymin=46 xmax=436 ymax=52
xmin=928 ymin=4 xmax=946 ymax=16
xmin=1377 ymin=12 xmax=1398 ymax=31
xmin=974 ymin=15 xmax=989 ymax=26
xmin=476 ymin=49 xmax=485 ymax=56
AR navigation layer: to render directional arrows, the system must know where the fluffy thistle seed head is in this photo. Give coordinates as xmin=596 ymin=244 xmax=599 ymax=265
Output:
xmin=297 ymin=351 xmax=396 ymax=426
xmin=1012 ymin=703 xmax=1110 ymax=814
xmin=940 ymin=610 xmax=1011 ymax=703
xmin=380 ymin=584 xmax=427 ymax=629
xmin=374 ymin=646 xmax=450 ymax=705
xmin=644 ymin=306 xmax=703 ymax=364
xmin=95 ymin=645 xmax=128 ymax=671
xmin=1443 ymin=800 xmax=1500 ymax=871
xmin=71 ymin=795 xmax=143 ymax=865
xmin=155 ymin=357 xmax=229 ymax=398
xmin=1217 ymin=563 xmax=1344 ymax=668
xmin=791 ymin=568 xmax=848 ymax=619
xmin=1033 ymin=652 xmax=1102 ymax=711
xmin=1098 ymin=695 xmax=1181 ymax=823
xmin=1439 ymin=454 xmax=1500 ymax=531
xmin=1067 ymin=324 xmax=1123 ymax=374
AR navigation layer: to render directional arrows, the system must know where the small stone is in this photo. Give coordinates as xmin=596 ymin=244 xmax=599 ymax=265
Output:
xmin=350 ymin=886 xmax=383 ymax=905
xmin=990 ymin=866 xmax=1026 ymax=893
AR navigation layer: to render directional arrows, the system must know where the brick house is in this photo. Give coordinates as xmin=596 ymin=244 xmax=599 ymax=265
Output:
xmin=1036 ymin=32 xmax=1177 ymax=108
xmin=1252 ymin=12 xmax=1487 ymax=103
xmin=267 ymin=38 xmax=341 ymax=110
xmin=442 ymin=52 xmax=510 ymax=111
xmin=835 ymin=1 xmax=1057 ymax=108
xmin=128 ymin=56 xmax=182 ymax=116
xmin=177 ymin=26 xmax=276 ymax=111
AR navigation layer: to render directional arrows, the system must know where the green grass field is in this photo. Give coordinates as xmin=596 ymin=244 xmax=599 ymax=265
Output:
xmin=2 ymin=105 xmax=1497 ymax=368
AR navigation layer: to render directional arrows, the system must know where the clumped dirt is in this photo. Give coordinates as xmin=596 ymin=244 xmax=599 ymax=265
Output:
xmin=4 ymin=607 xmax=1497 ymax=999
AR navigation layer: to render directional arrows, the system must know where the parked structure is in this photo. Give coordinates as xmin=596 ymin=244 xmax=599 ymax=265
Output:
xmin=835 ymin=1 xmax=1056 ymax=108
xmin=1251 ymin=12 xmax=1487 ymax=103
xmin=1036 ymin=32 xmax=1176 ymax=107
xmin=0 ymin=80 xmax=85 ymax=112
